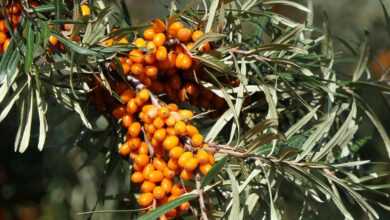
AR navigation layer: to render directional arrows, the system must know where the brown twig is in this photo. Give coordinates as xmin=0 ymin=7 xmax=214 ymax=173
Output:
xmin=196 ymin=174 xmax=208 ymax=220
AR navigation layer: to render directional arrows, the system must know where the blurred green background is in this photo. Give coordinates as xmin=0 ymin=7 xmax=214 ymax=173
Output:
xmin=0 ymin=1 xmax=390 ymax=219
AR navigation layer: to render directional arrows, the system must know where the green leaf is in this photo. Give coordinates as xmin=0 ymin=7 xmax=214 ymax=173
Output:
xmin=205 ymin=0 xmax=220 ymax=33
xmin=285 ymin=106 xmax=319 ymax=139
xmin=227 ymin=167 xmax=240 ymax=220
xmin=18 ymin=91 xmax=34 ymax=153
xmin=190 ymin=32 xmax=225 ymax=52
xmin=24 ymin=21 xmax=35 ymax=73
xmin=50 ymin=32 xmax=98 ymax=55
xmin=35 ymin=90 xmax=48 ymax=151
xmin=138 ymin=193 xmax=197 ymax=220
xmin=0 ymin=81 xmax=27 ymax=123
xmin=352 ymin=36 xmax=369 ymax=81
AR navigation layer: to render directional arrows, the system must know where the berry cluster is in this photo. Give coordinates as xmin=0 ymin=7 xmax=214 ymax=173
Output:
xmin=116 ymin=19 xmax=226 ymax=113
xmin=0 ymin=2 xmax=23 ymax=54
xmin=112 ymin=86 xmax=214 ymax=219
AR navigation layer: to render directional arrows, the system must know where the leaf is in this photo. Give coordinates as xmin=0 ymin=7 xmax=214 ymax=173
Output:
xmin=352 ymin=36 xmax=369 ymax=81
xmin=35 ymin=90 xmax=48 ymax=151
xmin=205 ymin=0 xmax=219 ymax=33
xmin=50 ymin=32 xmax=98 ymax=55
xmin=285 ymin=106 xmax=319 ymax=139
xmin=262 ymin=0 xmax=311 ymax=13
xmin=202 ymin=156 xmax=227 ymax=187
xmin=138 ymin=193 xmax=197 ymax=220
xmin=0 ymin=81 xmax=27 ymax=123
xmin=190 ymin=32 xmax=225 ymax=52
xmin=18 ymin=92 xmax=34 ymax=153
xmin=193 ymin=54 xmax=231 ymax=74
xmin=227 ymin=167 xmax=240 ymax=220
xmin=24 ymin=21 xmax=35 ymax=73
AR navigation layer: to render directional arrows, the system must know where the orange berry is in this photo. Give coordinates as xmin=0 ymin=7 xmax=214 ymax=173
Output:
xmin=48 ymin=35 xmax=58 ymax=46
xmin=153 ymin=128 xmax=167 ymax=142
xmin=158 ymin=107 xmax=170 ymax=118
xmin=174 ymin=121 xmax=187 ymax=135
xmin=163 ymin=135 xmax=179 ymax=150
xmin=186 ymin=42 xmax=195 ymax=50
xmin=138 ymin=192 xmax=154 ymax=207
xmin=176 ymin=53 xmax=192 ymax=70
xmin=153 ymin=117 xmax=165 ymax=129
xmin=191 ymin=134 xmax=204 ymax=147
xmin=163 ymin=167 xmax=175 ymax=179
xmin=165 ymin=116 xmax=176 ymax=127
xmin=196 ymin=149 xmax=210 ymax=164
xmin=145 ymin=65 xmax=158 ymax=78
xmin=134 ymin=38 xmax=146 ymax=48
xmin=167 ymin=158 xmax=179 ymax=170
xmin=133 ymin=163 xmax=143 ymax=171
xmin=144 ymin=28 xmax=156 ymax=41
xmin=120 ymin=89 xmax=135 ymax=103
xmin=128 ymin=138 xmax=142 ymax=150
xmin=166 ymin=208 xmax=177 ymax=218
xmin=118 ymin=142 xmax=130 ymax=157
xmin=208 ymin=154 xmax=215 ymax=165
xmin=128 ymin=122 xmax=141 ymax=137
xmin=167 ymin=103 xmax=179 ymax=112
xmin=153 ymin=33 xmax=166 ymax=47
xmin=122 ymin=115 xmax=133 ymax=128
xmin=186 ymin=125 xmax=199 ymax=137
xmin=127 ymin=99 xmax=138 ymax=114
xmin=142 ymin=164 xmax=155 ymax=179
xmin=141 ymin=181 xmax=156 ymax=193
xmin=169 ymin=146 xmax=184 ymax=159
xmin=177 ymin=28 xmax=192 ymax=42
xmin=122 ymin=63 xmax=131 ymax=75
xmin=178 ymin=152 xmax=193 ymax=168
xmin=145 ymin=124 xmax=156 ymax=135
xmin=0 ymin=20 xmax=7 ymax=33
xmin=180 ymin=202 xmax=191 ymax=212
xmin=153 ymin=186 xmax=166 ymax=200
xmin=192 ymin=30 xmax=204 ymax=42
xmin=134 ymin=154 xmax=149 ymax=167
xmin=139 ymin=142 xmax=149 ymax=154
xmin=156 ymin=46 xmax=168 ymax=61
xmin=80 ymin=4 xmax=91 ymax=16
xmin=166 ymin=127 xmax=176 ymax=136
xmin=171 ymin=184 xmax=184 ymax=196
xmin=179 ymin=110 xmax=193 ymax=120
xmin=145 ymin=53 xmax=156 ymax=64
xmin=161 ymin=178 xmax=173 ymax=192
xmin=112 ymin=106 xmax=126 ymax=119
xmin=184 ymin=157 xmax=199 ymax=171
xmin=159 ymin=215 xmax=168 ymax=220
xmin=180 ymin=169 xmax=192 ymax=180
xmin=131 ymin=171 xmax=144 ymax=183
xmin=129 ymin=49 xmax=144 ymax=63
xmin=152 ymin=19 xmax=166 ymax=33
xmin=153 ymin=158 xmax=167 ymax=171
xmin=130 ymin=63 xmax=144 ymax=75
xmin=149 ymin=170 xmax=164 ymax=183
xmin=200 ymin=163 xmax=212 ymax=175
xmin=168 ymin=21 xmax=184 ymax=37
xmin=138 ymin=89 xmax=150 ymax=102
xmin=167 ymin=195 xmax=178 ymax=202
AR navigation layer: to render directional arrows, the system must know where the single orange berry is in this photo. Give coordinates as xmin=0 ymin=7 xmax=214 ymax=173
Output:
xmin=186 ymin=125 xmax=199 ymax=137
xmin=120 ymin=89 xmax=135 ymax=103
xmin=128 ymin=122 xmax=141 ymax=137
xmin=186 ymin=42 xmax=195 ymax=50
xmin=127 ymin=99 xmax=138 ymax=114
xmin=167 ymin=158 xmax=179 ymax=170
xmin=167 ymin=103 xmax=179 ymax=112
xmin=130 ymin=63 xmax=144 ymax=75
xmin=174 ymin=121 xmax=187 ymax=136
xmin=145 ymin=65 xmax=158 ymax=79
xmin=180 ymin=169 xmax=192 ymax=180
xmin=122 ymin=63 xmax=131 ymax=75
xmin=169 ymin=146 xmax=184 ymax=159
xmin=192 ymin=30 xmax=204 ymax=42
xmin=159 ymin=215 xmax=168 ymax=220
xmin=166 ymin=208 xmax=177 ymax=218
xmin=153 ymin=117 xmax=165 ymax=129
xmin=176 ymin=53 xmax=192 ymax=70
xmin=80 ymin=4 xmax=91 ymax=16
xmin=168 ymin=21 xmax=184 ymax=37
xmin=144 ymin=28 xmax=156 ymax=41
xmin=134 ymin=38 xmax=146 ymax=48
xmin=171 ymin=184 xmax=184 ymax=196
xmin=163 ymin=135 xmax=179 ymax=150
xmin=131 ymin=171 xmax=144 ymax=183
xmin=112 ymin=106 xmax=126 ymax=119
xmin=140 ymin=181 xmax=156 ymax=193
xmin=184 ymin=157 xmax=199 ymax=171
xmin=134 ymin=154 xmax=149 ymax=167
xmin=0 ymin=20 xmax=7 ymax=33
xmin=138 ymin=89 xmax=150 ymax=102
xmin=166 ymin=127 xmax=176 ymax=136
xmin=177 ymin=28 xmax=192 ymax=42
xmin=153 ymin=186 xmax=166 ymax=200
xmin=118 ymin=142 xmax=130 ymax=157
xmin=153 ymin=33 xmax=166 ymax=47
xmin=149 ymin=170 xmax=164 ymax=183
xmin=128 ymin=138 xmax=142 ymax=151
xmin=137 ymin=192 xmax=154 ymax=207
xmin=191 ymin=134 xmax=204 ymax=147
xmin=165 ymin=116 xmax=176 ymax=127
xmin=200 ymin=163 xmax=212 ymax=175
xmin=196 ymin=149 xmax=210 ymax=164
xmin=178 ymin=152 xmax=193 ymax=168
xmin=129 ymin=49 xmax=144 ymax=63
xmin=180 ymin=202 xmax=191 ymax=212
xmin=163 ymin=167 xmax=175 ymax=179
xmin=48 ymin=35 xmax=58 ymax=46
xmin=152 ymin=19 xmax=166 ymax=33
xmin=179 ymin=109 xmax=194 ymax=120
xmin=139 ymin=142 xmax=149 ymax=154
xmin=158 ymin=107 xmax=170 ymax=118
xmin=122 ymin=115 xmax=133 ymax=128
xmin=156 ymin=46 xmax=168 ymax=61
xmin=142 ymin=164 xmax=155 ymax=180
xmin=153 ymin=158 xmax=167 ymax=171
xmin=161 ymin=178 xmax=173 ymax=192
xmin=208 ymin=154 xmax=215 ymax=165
xmin=153 ymin=128 xmax=167 ymax=142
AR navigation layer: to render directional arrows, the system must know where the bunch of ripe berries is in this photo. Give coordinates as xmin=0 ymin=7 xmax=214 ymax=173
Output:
xmin=0 ymin=2 xmax=24 ymax=54
xmin=116 ymin=19 xmax=226 ymax=113
xmin=112 ymin=86 xmax=215 ymax=219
